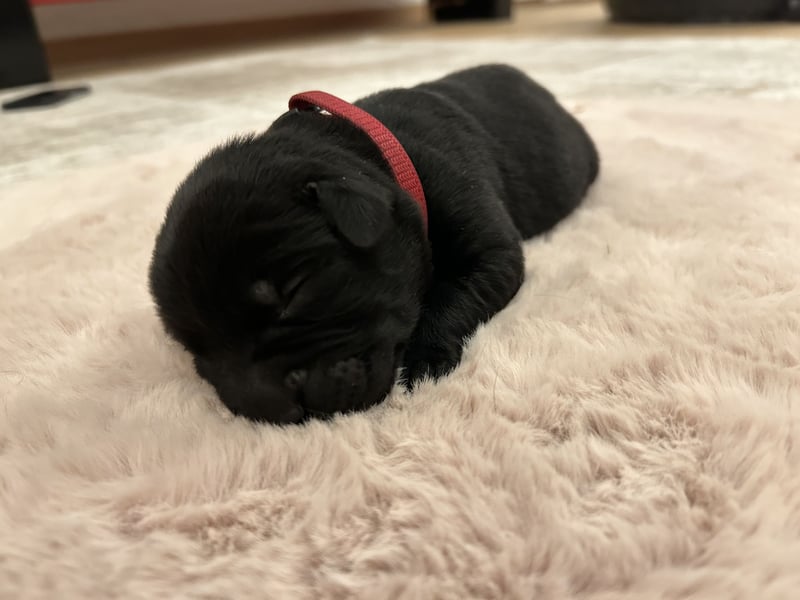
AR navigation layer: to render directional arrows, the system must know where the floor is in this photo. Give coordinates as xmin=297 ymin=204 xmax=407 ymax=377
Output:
xmin=3 ymin=2 xmax=799 ymax=198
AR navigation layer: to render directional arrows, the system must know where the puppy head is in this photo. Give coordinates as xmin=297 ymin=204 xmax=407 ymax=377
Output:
xmin=149 ymin=135 xmax=430 ymax=424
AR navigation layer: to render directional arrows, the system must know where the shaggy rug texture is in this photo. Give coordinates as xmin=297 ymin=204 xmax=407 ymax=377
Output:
xmin=2 ymin=38 xmax=800 ymax=598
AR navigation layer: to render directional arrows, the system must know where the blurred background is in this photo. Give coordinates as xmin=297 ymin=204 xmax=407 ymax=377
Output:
xmin=3 ymin=0 xmax=799 ymax=88
xmin=2 ymin=0 xmax=799 ymax=203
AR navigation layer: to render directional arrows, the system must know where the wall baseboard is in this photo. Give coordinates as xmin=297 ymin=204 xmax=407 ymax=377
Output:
xmin=43 ymin=5 xmax=428 ymax=77
xmin=34 ymin=0 xmax=424 ymax=41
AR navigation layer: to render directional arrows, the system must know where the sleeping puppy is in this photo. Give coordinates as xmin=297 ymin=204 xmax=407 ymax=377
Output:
xmin=149 ymin=64 xmax=599 ymax=424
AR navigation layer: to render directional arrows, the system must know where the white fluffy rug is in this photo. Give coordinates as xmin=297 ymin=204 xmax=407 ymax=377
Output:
xmin=2 ymin=37 xmax=800 ymax=598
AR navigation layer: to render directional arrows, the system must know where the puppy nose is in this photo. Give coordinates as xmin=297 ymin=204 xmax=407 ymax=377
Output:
xmin=276 ymin=402 xmax=304 ymax=423
xmin=284 ymin=369 xmax=308 ymax=391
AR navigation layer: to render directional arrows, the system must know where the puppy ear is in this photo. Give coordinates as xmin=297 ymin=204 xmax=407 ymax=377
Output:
xmin=307 ymin=178 xmax=393 ymax=249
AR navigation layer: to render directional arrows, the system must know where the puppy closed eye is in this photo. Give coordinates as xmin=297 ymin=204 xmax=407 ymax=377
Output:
xmin=248 ymin=276 xmax=310 ymax=321
xmin=278 ymin=274 xmax=313 ymax=320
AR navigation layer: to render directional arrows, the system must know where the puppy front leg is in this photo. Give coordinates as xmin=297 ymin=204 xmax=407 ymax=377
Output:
xmin=403 ymin=239 xmax=524 ymax=386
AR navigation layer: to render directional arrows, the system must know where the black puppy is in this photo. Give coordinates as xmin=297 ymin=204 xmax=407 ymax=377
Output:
xmin=149 ymin=64 xmax=598 ymax=424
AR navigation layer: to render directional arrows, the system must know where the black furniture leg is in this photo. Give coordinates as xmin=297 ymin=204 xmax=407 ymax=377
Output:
xmin=1 ymin=0 xmax=50 ymax=91
xmin=430 ymin=0 xmax=512 ymax=22
xmin=605 ymin=0 xmax=796 ymax=23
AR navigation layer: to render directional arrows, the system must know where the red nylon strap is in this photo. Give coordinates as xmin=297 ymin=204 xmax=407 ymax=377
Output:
xmin=288 ymin=91 xmax=428 ymax=230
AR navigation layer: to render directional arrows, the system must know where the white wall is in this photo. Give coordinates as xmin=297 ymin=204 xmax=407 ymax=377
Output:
xmin=35 ymin=0 xmax=425 ymax=41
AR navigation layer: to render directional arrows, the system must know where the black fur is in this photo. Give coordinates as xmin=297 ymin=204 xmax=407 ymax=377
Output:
xmin=149 ymin=64 xmax=599 ymax=424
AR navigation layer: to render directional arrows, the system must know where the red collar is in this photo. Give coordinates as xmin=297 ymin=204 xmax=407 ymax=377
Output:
xmin=288 ymin=91 xmax=428 ymax=230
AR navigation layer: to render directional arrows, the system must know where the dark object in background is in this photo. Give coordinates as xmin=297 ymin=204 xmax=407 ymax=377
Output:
xmin=605 ymin=0 xmax=797 ymax=22
xmin=430 ymin=0 xmax=512 ymax=21
xmin=0 ymin=0 xmax=50 ymax=90
xmin=2 ymin=86 xmax=91 ymax=112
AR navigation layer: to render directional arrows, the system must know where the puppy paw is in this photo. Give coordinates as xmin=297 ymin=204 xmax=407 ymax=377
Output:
xmin=402 ymin=341 xmax=463 ymax=389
